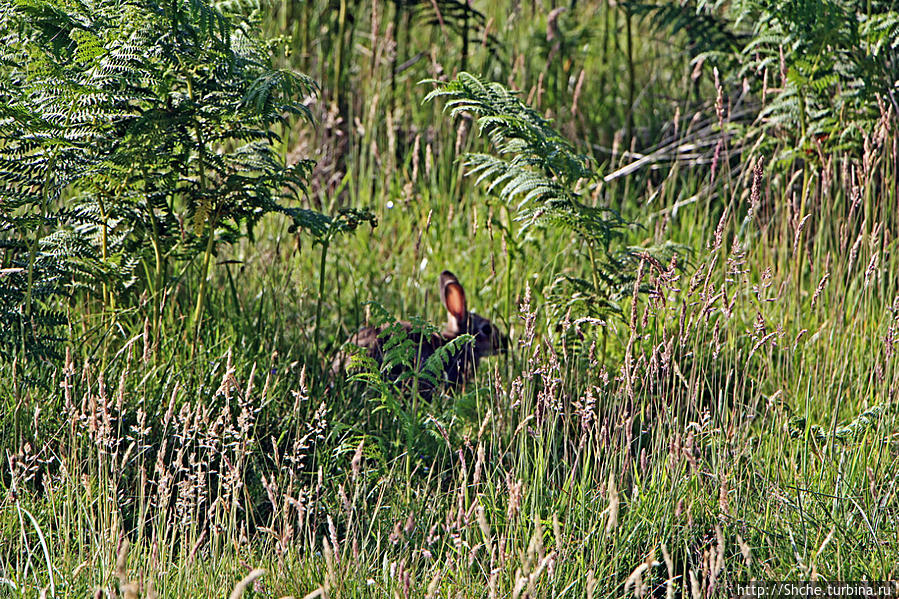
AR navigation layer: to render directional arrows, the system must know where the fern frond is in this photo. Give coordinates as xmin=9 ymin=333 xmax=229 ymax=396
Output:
xmin=429 ymin=73 xmax=641 ymax=323
xmin=0 ymin=0 xmax=331 ymax=360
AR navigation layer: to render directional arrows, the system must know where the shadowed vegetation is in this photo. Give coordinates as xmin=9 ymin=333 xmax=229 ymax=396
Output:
xmin=1 ymin=0 xmax=898 ymax=597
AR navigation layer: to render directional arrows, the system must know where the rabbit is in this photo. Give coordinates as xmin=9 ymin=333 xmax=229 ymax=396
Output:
xmin=333 ymin=270 xmax=507 ymax=395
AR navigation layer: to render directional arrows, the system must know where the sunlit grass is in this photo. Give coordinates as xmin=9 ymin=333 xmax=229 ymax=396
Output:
xmin=2 ymin=1 xmax=899 ymax=597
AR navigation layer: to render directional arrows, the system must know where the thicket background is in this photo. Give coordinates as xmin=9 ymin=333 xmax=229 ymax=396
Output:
xmin=2 ymin=0 xmax=898 ymax=597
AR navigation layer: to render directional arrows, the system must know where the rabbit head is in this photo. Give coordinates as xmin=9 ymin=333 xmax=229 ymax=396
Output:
xmin=439 ymin=270 xmax=507 ymax=361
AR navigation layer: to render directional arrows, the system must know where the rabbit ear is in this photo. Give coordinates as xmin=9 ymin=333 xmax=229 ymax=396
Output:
xmin=440 ymin=270 xmax=468 ymax=323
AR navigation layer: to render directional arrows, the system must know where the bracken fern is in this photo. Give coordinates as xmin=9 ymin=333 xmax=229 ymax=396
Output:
xmin=0 ymin=0 xmax=328 ymax=360
xmin=427 ymin=72 xmax=653 ymax=329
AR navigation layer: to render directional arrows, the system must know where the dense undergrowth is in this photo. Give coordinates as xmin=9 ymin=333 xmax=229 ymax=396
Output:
xmin=2 ymin=0 xmax=899 ymax=597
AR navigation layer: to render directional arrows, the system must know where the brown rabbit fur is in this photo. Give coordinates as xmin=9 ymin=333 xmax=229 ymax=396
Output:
xmin=333 ymin=271 xmax=507 ymax=394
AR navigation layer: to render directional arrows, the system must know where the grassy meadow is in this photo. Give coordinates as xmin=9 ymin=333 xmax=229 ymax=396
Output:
xmin=2 ymin=0 xmax=899 ymax=597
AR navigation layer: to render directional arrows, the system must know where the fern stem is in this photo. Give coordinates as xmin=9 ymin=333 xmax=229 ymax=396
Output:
xmin=97 ymin=195 xmax=110 ymax=310
xmin=23 ymin=237 xmax=37 ymax=321
xmin=313 ymin=238 xmax=330 ymax=378
xmin=334 ymin=0 xmax=348 ymax=113
xmin=625 ymin=3 xmax=635 ymax=143
xmin=192 ymin=211 xmax=217 ymax=347
xmin=189 ymin=68 xmax=211 ymax=348
xmin=586 ymin=240 xmax=606 ymax=366
xmin=22 ymin=235 xmax=37 ymax=354
xmin=23 ymin=149 xmax=59 ymax=353
xmin=147 ymin=202 xmax=165 ymax=344
xmin=798 ymin=88 xmax=807 ymax=141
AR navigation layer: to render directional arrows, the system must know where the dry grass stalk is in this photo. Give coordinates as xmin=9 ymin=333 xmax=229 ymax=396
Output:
xmin=229 ymin=568 xmax=265 ymax=599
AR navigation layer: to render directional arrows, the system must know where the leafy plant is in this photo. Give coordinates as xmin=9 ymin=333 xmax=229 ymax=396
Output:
xmin=395 ymin=0 xmax=502 ymax=71
xmin=0 ymin=0 xmax=325 ymax=359
xmin=730 ymin=0 xmax=899 ymax=159
xmin=346 ymin=301 xmax=475 ymax=398
xmin=345 ymin=302 xmax=474 ymax=484
xmin=286 ymin=207 xmax=378 ymax=365
xmin=426 ymin=72 xmax=640 ymax=325
xmin=624 ymin=1 xmax=743 ymax=62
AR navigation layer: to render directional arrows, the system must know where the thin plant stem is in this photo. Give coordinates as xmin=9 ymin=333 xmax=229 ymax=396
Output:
xmin=625 ymin=3 xmax=635 ymax=143
xmin=314 ymin=237 xmax=330 ymax=377
xmin=192 ymin=211 xmax=218 ymax=348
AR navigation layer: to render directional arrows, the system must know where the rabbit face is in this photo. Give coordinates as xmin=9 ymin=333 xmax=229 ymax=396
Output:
xmin=439 ymin=270 xmax=508 ymax=357
xmin=444 ymin=311 xmax=507 ymax=358
xmin=469 ymin=312 xmax=508 ymax=357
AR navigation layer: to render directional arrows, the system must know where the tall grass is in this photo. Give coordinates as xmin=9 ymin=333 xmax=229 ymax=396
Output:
xmin=2 ymin=0 xmax=899 ymax=597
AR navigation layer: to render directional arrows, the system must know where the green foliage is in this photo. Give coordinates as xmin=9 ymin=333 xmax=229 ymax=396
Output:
xmin=628 ymin=0 xmax=899 ymax=161
xmin=731 ymin=0 xmax=899 ymax=158
xmin=427 ymin=72 xmax=639 ymax=322
xmin=0 ymin=0 xmax=322 ymax=359
xmin=347 ymin=301 xmax=474 ymax=395
xmin=0 ymin=263 xmax=67 ymax=360
xmin=4 ymin=1 xmax=899 ymax=594
xmin=396 ymin=0 xmax=502 ymax=67
xmin=345 ymin=302 xmax=474 ymax=465
xmin=286 ymin=207 xmax=378 ymax=243
xmin=624 ymin=1 xmax=744 ymax=61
